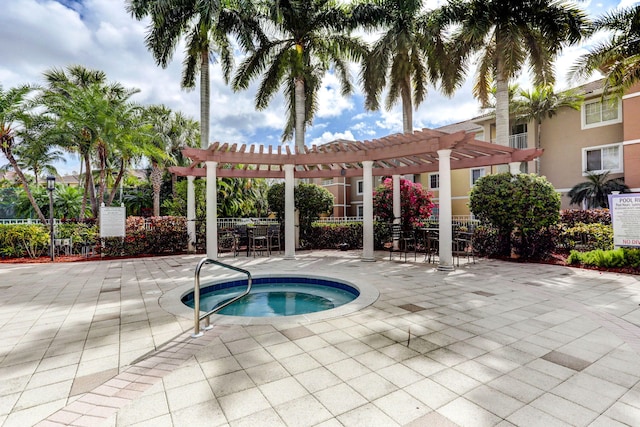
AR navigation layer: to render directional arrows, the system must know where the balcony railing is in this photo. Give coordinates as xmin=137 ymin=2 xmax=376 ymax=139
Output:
xmin=509 ymin=133 xmax=528 ymax=149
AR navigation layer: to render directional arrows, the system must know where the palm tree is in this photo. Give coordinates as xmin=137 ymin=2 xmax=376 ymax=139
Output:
xmin=0 ymin=84 xmax=48 ymax=224
xmin=511 ymin=85 xmax=583 ymax=174
xmin=232 ymin=0 xmax=366 ymax=149
xmin=39 ymin=66 xmax=139 ymax=218
xmin=568 ymin=171 xmax=630 ymax=209
xmin=127 ymin=0 xmax=259 ymax=149
xmin=142 ymin=105 xmax=173 ymax=217
xmin=352 ymin=0 xmax=454 ymax=133
xmin=439 ymin=0 xmax=588 ymax=147
xmin=571 ymin=4 xmax=640 ymax=95
xmin=165 ymin=112 xmax=199 ymax=196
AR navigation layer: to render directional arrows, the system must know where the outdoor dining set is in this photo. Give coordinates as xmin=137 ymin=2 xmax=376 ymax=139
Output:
xmin=217 ymin=224 xmax=282 ymax=257
xmin=387 ymin=223 xmax=476 ymax=266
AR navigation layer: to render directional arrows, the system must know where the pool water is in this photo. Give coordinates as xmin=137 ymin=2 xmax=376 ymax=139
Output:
xmin=182 ymin=277 xmax=359 ymax=317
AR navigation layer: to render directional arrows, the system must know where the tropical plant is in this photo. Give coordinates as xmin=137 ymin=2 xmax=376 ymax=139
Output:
xmin=127 ymin=0 xmax=260 ymax=149
xmin=373 ymin=177 xmax=434 ymax=228
xmin=232 ymin=0 xmax=365 ymax=149
xmin=439 ymin=0 xmax=588 ymax=147
xmin=267 ymin=182 xmax=334 ymax=246
xmin=469 ymin=172 xmax=561 ymax=258
xmin=511 ymin=85 xmax=583 ymax=173
xmin=571 ymin=4 xmax=640 ymax=95
xmin=352 ymin=0 xmax=455 ymax=133
xmin=568 ymin=171 xmax=630 ymax=209
xmin=0 ymin=84 xmax=48 ymax=224
xmin=511 ymin=85 xmax=583 ymax=149
xmin=38 ymin=66 xmax=140 ymax=217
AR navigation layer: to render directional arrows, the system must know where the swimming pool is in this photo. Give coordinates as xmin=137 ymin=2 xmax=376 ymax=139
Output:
xmin=181 ymin=276 xmax=359 ymax=317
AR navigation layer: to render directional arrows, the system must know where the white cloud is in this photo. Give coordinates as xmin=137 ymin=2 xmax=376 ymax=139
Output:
xmin=310 ymin=130 xmax=356 ymax=146
xmin=316 ymin=73 xmax=355 ymax=118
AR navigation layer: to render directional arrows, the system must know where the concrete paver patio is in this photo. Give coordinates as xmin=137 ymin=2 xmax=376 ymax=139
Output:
xmin=1 ymin=251 xmax=640 ymax=426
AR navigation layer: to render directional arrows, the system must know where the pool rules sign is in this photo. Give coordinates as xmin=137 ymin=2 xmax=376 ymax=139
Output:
xmin=100 ymin=204 xmax=126 ymax=238
xmin=609 ymin=193 xmax=640 ymax=248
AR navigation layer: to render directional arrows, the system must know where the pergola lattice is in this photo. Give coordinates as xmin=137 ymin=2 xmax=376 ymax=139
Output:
xmin=170 ymin=128 xmax=542 ymax=269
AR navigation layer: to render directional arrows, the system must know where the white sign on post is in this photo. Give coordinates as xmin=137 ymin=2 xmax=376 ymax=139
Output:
xmin=100 ymin=205 xmax=126 ymax=238
xmin=609 ymin=193 xmax=640 ymax=248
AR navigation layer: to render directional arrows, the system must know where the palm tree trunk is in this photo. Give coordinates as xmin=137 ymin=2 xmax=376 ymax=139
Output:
xmin=2 ymin=146 xmax=48 ymax=225
xmin=294 ymin=77 xmax=306 ymax=151
xmin=200 ymin=49 xmax=210 ymax=149
xmin=84 ymin=153 xmax=98 ymax=217
xmin=107 ymin=163 xmax=125 ymax=206
xmin=151 ymin=162 xmax=162 ymax=217
xmin=495 ymin=52 xmax=510 ymax=147
xmin=536 ymin=119 xmax=542 ymax=175
xmin=401 ymin=74 xmax=413 ymax=134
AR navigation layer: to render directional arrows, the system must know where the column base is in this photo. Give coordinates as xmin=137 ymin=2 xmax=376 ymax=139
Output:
xmin=437 ymin=263 xmax=455 ymax=272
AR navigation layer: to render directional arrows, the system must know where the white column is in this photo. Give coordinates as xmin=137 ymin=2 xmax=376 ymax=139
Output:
xmin=362 ymin=160 xmax=375 ymax=261
xmin=437 ymin=150 xmax=454 ymax=271
xmin=284 ymin=164 xmax=296 ymax=259
xmin=206 ymin=161 xmax=218 ymax=259
xmin=509 ymin=162 xmax=521 ymax=174
xmin=187 ymin=175 xmax=196 ymax=253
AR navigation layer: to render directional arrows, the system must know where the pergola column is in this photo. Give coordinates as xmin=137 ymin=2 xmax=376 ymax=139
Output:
xmin=284 ymin=164 xmax=296 ymax=260
xmin=187 ymin=175 xmax=196 ymax=253
xmin=362 ymin=160 xmax=375 ymax=262
xmin=206 ymin=161 xmax=218 ymax=259
xmin=509 ymin=162 xmax=521 ymax=174
xmin=437 ymin=149 xmax=454 ymax=271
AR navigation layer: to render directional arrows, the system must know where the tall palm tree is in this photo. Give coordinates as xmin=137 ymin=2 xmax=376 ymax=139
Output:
xmin=127 ymin=0 xmax=259 ymax=149
xmin=439 ymin=0 xmax=588 ymax=147
xmin=352 ymin=0 xmax=454 ymax=133
xmin=511 ymin=85 xmax=583 ymax=173
xmin=142 ymin=105 xmax=173 ymax=216
xmin=568 ymin=171 xmax=629 ymax=209
xmin=165 ymin=111 xmax=199 ymax=196
xmin=0 ymin=84 xmax=48 ymax=224
xmin=232 ymin=0 xmax=366 ymax=149
xmin=39 ymin=66 xmax=139 ymax=217
xmin=571 ymin=4 xmax=640 ymax=95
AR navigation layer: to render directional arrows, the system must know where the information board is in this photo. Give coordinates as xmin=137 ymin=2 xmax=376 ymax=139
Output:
xmin=609 ymin=193 xmax=640 ymax=248
xmin=100 ymin=205 xmax=126 ymax=237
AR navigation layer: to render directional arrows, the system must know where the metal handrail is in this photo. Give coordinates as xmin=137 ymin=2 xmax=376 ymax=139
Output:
xmin=192 ymin=257 xmax=252 ymax=338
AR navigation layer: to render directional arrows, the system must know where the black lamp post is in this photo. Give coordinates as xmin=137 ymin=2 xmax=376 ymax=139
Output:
xmin=47 ymin=175 xmax=55 ymax=261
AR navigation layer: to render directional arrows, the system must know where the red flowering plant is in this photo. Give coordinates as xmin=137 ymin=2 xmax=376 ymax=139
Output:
xmin=373 ymin=177 xmax=435 ymax=229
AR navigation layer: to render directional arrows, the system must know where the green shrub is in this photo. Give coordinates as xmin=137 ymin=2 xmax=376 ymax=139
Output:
xmin=97 ymin=216 xmax=188 ymax=257
xmin=469 ymin=173 xmax=560 ymax=259
xmin=566 ymin=248 xmax=640 ymax=269
xmin=560 ymin=209 xmax=611 ymax=227
xmin=0 ymin=224 xmax=49 ymax=258
xmin=558 ymin=223 xmax=613 ymax=251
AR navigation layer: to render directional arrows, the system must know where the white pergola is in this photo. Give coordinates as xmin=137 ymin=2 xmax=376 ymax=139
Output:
xmin=170 ymin=128 xmax=542 ymax=270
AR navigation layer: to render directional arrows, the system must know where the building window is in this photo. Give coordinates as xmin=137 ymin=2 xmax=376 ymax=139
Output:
xmin=356 ymin=205 xmax=364 ymax=218
xmin=470 ymin=168 xmax=486 ymax=186
xmin=356 ymin=180 xmax=363 ymax=195
xmin=582 ymin=98 xmax=621 ymax=129
xmin=582 ymin=143 xmax=623 ymax=174
xmin=428 ymin=173 xmax=439 ymax=190
xmin=322 ymin=178 xmax=333 ymax=185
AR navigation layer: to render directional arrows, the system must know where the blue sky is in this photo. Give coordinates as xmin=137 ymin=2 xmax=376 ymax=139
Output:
xmin=0 ymin=0 xmax=636 ymax=175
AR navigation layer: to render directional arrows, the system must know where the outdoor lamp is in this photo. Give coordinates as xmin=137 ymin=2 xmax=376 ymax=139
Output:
xmin=47 ymin=176 xmax=55 ymax=261
xmin=47 ymin=175 xmax=55 ymax=191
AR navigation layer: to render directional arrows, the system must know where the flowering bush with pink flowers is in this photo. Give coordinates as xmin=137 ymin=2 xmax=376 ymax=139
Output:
xmin=373 ymin=177 xmax=435 ymax=228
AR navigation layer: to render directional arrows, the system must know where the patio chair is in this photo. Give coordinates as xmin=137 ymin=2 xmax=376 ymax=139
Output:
xmin=387 ymin=223 xmax=416 ymax=262
xmin=248 ymin=225 xmax=269 ymax=257
xmin=267 ymin=224 xmax=282 ymax=254
xmin=233 ymin=225 xmax=249 ymax=257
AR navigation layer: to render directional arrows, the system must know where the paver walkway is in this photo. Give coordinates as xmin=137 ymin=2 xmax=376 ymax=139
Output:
xmin=1 ymin=251 xmax=639 ymax=426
